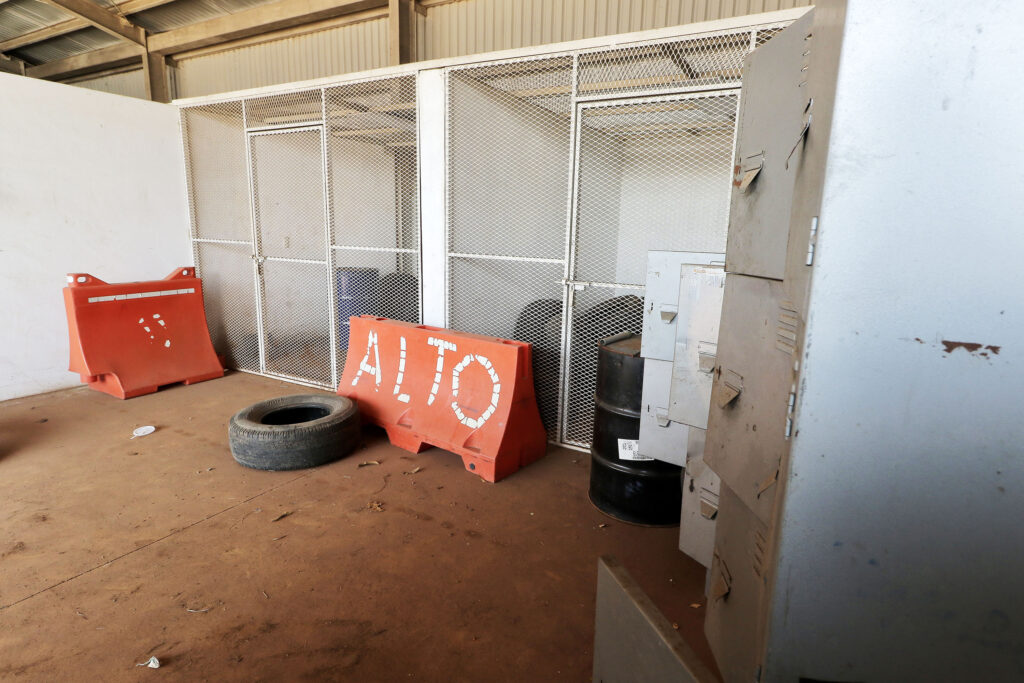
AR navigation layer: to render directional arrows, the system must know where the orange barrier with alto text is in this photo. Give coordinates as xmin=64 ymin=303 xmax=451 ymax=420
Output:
xmin=338 ymin=316 xmax=547 ymax=482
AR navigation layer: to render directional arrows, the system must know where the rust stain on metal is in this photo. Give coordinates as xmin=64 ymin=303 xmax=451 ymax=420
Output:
xmin=941 ymin=340 xmax=982 ymax=354
xmin=940 ymin=340 xmax=1002 ymax=356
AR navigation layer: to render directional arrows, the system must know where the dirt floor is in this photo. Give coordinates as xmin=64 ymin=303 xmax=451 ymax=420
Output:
xmin=0 ymin=372 xmax=717 ymax=682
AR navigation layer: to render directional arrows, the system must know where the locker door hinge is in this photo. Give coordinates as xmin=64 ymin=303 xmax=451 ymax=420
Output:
xmin=784 ymin=385 xmax=797 ymax=439
xmin=806 ymin=215 xmax=819 ymax=266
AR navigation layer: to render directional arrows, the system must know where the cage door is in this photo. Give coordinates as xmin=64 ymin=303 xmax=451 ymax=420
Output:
xmin=560 ymin=91 xmax=740 ymax=447
xmin=248 ymin=126 xmax=334 ymax=387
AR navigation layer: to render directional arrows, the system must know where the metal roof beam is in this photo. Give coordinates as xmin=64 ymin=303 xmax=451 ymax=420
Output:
xmin=388 ymin=0 xmax=416 ymax=65
xmin=0 ymin=51 xmax=28 ymax=74
xmin=147 ymin=0 xmax=386 ymax=55
xmin=24 ymin=41 xmax=143 ymax=79
xmin=0 ymin=0 xmax=175 ymax=53
xmin=35 ymin=0 xmax=146 ymax=46
xmin=142 ymin=50 xmax=170 ymax=102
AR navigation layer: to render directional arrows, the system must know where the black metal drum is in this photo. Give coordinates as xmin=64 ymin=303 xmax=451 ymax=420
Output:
xmin=588 ymin=332 xmax=682 ymax=526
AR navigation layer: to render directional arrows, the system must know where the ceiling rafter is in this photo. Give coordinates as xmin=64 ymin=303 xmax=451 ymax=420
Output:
xmin=35 ymin=0 xmax=146 ymax=46
xmin=24 ymin=41 xmax=143 ymax=79
xmin=0 ymin=0 xmax=175 ymax=54
xmin=147 ymin=0 xmax=386 ymax=55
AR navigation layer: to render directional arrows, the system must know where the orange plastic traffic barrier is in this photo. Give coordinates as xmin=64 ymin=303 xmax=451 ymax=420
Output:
xmin=338 ymin=316 xmax=547 ymax=482
xmin=63 ymin=267 xmax=224 ymax=399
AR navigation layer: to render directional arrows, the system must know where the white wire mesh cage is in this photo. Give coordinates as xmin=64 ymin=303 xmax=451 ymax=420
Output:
xmin=181 ymin=20 xmax=786 ymax=439
xmin=181 ymin=74 xmax=421 ymax=390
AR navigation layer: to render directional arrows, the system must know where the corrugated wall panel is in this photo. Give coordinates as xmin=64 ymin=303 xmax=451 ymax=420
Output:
xmin=71 ymin=68 xmax=147 ymax=99
xmin=420 ymin=0 xmax=811 ymax=60
xmin=174 ymin=18 xmax=388 ymax=99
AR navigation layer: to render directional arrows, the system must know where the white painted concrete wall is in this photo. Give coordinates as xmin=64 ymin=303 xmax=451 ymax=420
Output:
xmin=0 ymin=74 xmax=192 ymax=401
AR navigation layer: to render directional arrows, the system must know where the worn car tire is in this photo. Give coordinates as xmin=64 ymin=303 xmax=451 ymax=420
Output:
xmin=228 ymin=394 xmax=360 ymax=471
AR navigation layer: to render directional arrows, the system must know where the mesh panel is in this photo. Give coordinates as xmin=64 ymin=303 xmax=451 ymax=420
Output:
xmin=332 ymin=249 xmax=420 ymax=382
xmin=262 ymin=260 xmax=332 ymax=385
xmin=195 ymin=242 xmax=259 ymax=372
xmin=327 ymin=78 xmax=418 ymax=251
xmin=183 ymin=77 xmax=420 ymax=391
xmin=245 ymin=90 xmax=323 ymax=128
xmin=326 ymin=75 xmax=420 ymax=377
xmin=449 ymin=257 xmax=563 ymax=438
xmin=447 ymin=57 xmax=572 ymax=259
xmin=250 ymin=129 xmax=326 ymax=261
xmin=578 ymin=31 xmax=752 ymax=97
xmin=326 ymin=76 xmax=418 ymax=165
xmin=248 ymin=125 xmax=332 ymax=386
xmin=447 ymin=57 xmax=574 ymax=439
xmin=572 ymin=93 xmax=739 ymax=287
xmin=563 ymin=287 xmax=644 ymax=446
xmin=562 ymin=92 xmax=738 ymax=446
xmin=182 ymin=102 xmax=250 ymax=242
xmin=756 ymin=26 xmax=786 ymax=46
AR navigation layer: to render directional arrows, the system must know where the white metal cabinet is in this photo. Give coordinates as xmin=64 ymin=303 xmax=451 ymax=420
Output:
xmin=758 ymin=2 xmax=1024 ymax=681
xmin=667 ymin=263 xmax=726 ymax=430
xmin=641 ymin=251 xmax=722 ymax=362
xmin=638 ymin=253 xmax=727 ymax=567
xmin=639 ymin=251 xmax=723 ymax=465
xmin=638 ymin=359 xmax=688 ymax=465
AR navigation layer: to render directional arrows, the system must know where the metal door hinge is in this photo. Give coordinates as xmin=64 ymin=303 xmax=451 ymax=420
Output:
xmin=806 ymin=216 xmax=819 ymax=265
xmin=784 ymin=386 xmax=797 ymax=438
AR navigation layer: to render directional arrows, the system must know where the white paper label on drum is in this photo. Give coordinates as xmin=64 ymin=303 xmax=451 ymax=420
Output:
xmin=617 ymin=438 xmax=652 ymax=461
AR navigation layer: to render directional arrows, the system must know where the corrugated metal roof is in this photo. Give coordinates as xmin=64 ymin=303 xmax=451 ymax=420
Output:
xmin=0 ymin=0 xmax=73 ymax=42
xmin=1 ymin=0 xmax=288 ymax=63
xmin=169 ymin=1 xmax=804 ymax=101
xmin=130 ymin=0 xmax=284 ymax=33
xmin=13 ymin=26 xmax=121 ymax=63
